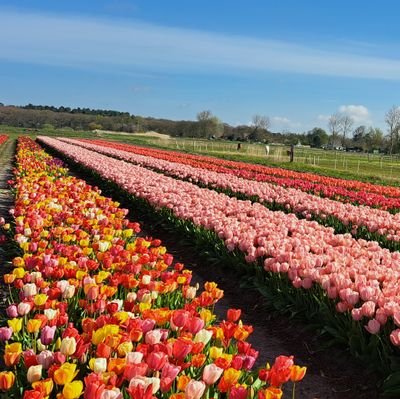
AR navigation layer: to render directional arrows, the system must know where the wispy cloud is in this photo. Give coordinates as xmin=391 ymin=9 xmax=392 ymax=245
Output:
xmin=2 ymin=9 xmax=400 ymax=80
xmin=272 ymin=116 xmax=301 ymax=130
xmin=318 ymin=105 xmax=372 ymax=126
xmin=338 ymin=104 xmax=371 ymax=124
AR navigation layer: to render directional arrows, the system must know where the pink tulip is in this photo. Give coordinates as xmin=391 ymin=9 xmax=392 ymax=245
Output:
xmin=365 ymin=319 xmax=381 ymax=334
xmin=202 ymin=363 xmax=223 ymax=385
xmin=6 ymin=305 xmax=18 ymax=318
xmin=41 ymin=325 xmax=56 ymax=345
xmin=0 ymin=327 xmax=12 ymax=341
xmin=390 ymin=329 xmax=400 ymax=346
xmin=185 ymin=380 xmax=206 ymax=399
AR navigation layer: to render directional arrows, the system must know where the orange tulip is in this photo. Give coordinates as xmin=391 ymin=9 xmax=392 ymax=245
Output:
xmin=27 ymin=319 xmax=42 ymax=334
xmin=290 ymin=365 xmax=307 ymax=382
xmin=177 ymin=375 xmax=191 ymax=392
xmin=32 ymin=378 xmax=54 ymax=396
xmin=0 ymin=371 xmax=15 ymax=391
xmin=53 ymin=363 xmax=78 ymax=385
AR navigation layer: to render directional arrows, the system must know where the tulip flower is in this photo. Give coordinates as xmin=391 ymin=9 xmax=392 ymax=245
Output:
xmin=0 ymin=371 xmax=15 ymax=391
xmin=0 ymin=327 xmax=13 ymax=341
xmin=202 ymin=363 xmax=224 ymax=385
xmin=185 ymin=380 xmax=206 ymax=399
xmin=27 ymin=365 xmax=43 ymax=384
xmin=41 ymin=325 xmax=56 ymax=345
xmin=60 ymin=337 xmax=77 ymax=356
xmin=53 ymin=363 xmax=78 ymax=385
xmin=63 ymin=380 xmax=84 ymax=399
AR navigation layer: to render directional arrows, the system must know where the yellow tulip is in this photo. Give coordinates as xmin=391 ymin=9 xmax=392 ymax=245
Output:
xmin=53 ymin=363 xmax=78 ymax=385
xmin=63 ymin=380 xmax=83 ymax=399
xmin=27 ymin=319 xmax=42 ymax=334
xmin=91 ymin=325 xmax=119 ymax=345
xmin=13 ymin=267 xmax=26 ymax=279
xmin=7 ymin=319 xmax=22 ymax=334
xmin=117 ymin=341 xmax=133 ymax=357
xmin=198 ymin=308 xmax=216 ymax=325
xmin=33 ymin=294 xmax=48 ymax=307
xmin=209 ymin=346 xmax=223 ymax=360
xmin=82 ymin=247 xmax=93 ymax=256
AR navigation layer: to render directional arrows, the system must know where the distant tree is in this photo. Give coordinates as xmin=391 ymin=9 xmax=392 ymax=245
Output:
xmin=88 ymin=122 xmax=103 ymax=131
xmin=42 ymin=123 xmax=55 ymax=131
xmin=341 ymin=115 xmax=353 ymax=145
xmin=307 ymin=127 xmax=328 ymax=147
xmin=196 ymin=110 xmax=222 ymax=138
xmin=352 ymin=125 xmax=367 ymax=150
xmin=385 ymin=106 xmax=400 ymax=154
xmin=365 ymin=127 xmax=384 ymax=152
xmin=328 ymin=113 xmax=343 ymax=146
xmin=251 ymin=114 xmax=270 ymax=132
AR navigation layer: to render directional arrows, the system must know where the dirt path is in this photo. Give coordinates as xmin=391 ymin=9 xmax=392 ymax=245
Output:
xmin=0 ymin=138 xmax=15 ymax=311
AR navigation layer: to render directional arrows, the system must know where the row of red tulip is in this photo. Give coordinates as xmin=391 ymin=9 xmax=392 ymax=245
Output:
xmin=0 ymin=137 xmax=304 ymax=398
xmin=0 ymin=134 xmax=9 ymax=146
xmin=78 ymin=138 xmax=400 ymax=208
xmin=59 ymin=138 xmax=400 ymax=247
xmin=38 ymin=137 xmax=400 ymax=347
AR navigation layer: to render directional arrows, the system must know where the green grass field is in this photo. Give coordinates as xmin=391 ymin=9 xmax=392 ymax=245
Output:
xmin=3 ymin=125 xmax=400 ymax=185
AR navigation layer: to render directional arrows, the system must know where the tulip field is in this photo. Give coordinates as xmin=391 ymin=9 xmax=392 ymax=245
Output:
xmin=0 ymin=137 xmax=307 ymax=398
xmin=24 ymin=135 xmax=400 ymax=393
xmin=4 ymin=134 xmax=400 ymax=397
xmin=56 ymin=138 xmax=400 ymax=251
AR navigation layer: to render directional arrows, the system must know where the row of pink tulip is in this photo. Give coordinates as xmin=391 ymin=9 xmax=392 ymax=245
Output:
xmin=59 ymin=138 xmax=400 ymax=246
xmin=80 ymin=138 xmax=400 ymax=203
xmin=38 ymin=136 xmax=400 ymax=346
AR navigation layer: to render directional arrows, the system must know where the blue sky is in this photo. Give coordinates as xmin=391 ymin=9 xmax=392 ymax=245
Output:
xmin=1 ymin=1 xmax=400 ymax=132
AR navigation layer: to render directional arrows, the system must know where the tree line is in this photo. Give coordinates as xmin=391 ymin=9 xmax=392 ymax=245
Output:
xmin=1 ymin=102 xmax=399 ymax=153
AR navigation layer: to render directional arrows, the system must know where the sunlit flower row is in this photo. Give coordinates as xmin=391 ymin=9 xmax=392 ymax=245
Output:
xmin=60 ymin=138 xmax=400 ymax=247
xmin=0 ymin=137 xmax=304 ymax=398
xmin=78 ymin=138 xmax=400 ymax=208
xmin=38 ymin=136 xmax=400 ymax=347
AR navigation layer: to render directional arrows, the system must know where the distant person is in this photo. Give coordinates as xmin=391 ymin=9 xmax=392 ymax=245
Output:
xmin=265 ymin=145 xmax=270 ymax=156
xmin=237 ymin=142 xmax=241 ymax=150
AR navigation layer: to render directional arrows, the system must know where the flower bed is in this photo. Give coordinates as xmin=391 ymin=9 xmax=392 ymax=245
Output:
xmin=37 ymin=137 xmax=400 ymax=348
xmin=59 ymin=138 xmax=400 ymax=251
xmin=78 ymin=138 xmax=400 ymax=209
xmin=0 ymin=137 xmax=304 ymax=398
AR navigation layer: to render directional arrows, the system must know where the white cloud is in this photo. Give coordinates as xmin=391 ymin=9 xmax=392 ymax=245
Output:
xmin=272 ymin=116 xmax=301 ymax=130
xmin=338 ymin=105 xmax=371 ymax=124
xmin=317 ymin=114 xmax=330 ymax=122
xmin=2 ymin=9 xmax=400 ymax=80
